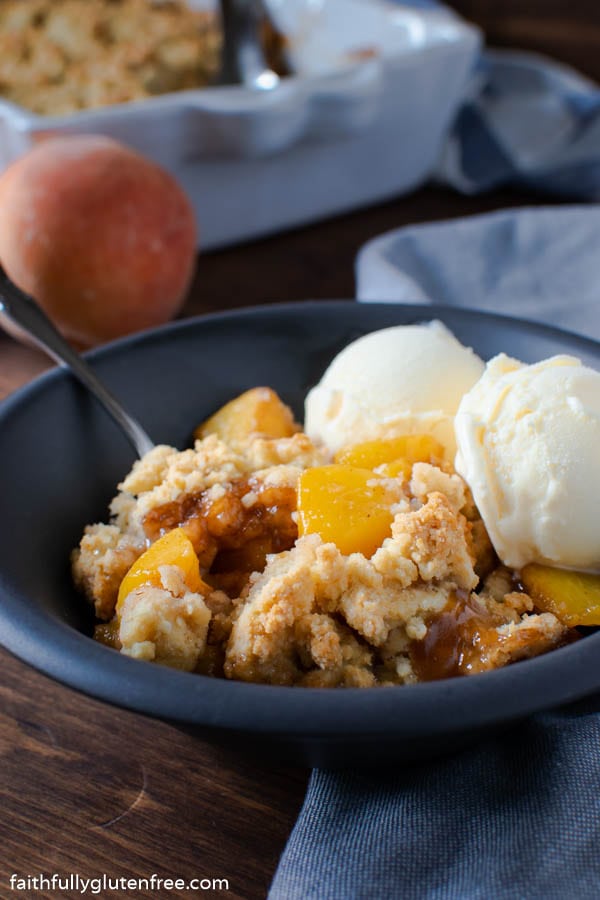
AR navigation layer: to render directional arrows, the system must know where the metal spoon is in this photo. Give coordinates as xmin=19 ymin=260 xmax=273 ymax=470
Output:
xmin=0 ymin=268 xmax=155 ymax=459
xmin=216 ymin=0 xmax=283 ymax=89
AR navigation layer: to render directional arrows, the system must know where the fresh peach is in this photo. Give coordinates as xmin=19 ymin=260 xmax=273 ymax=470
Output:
xmin=0 ymin=135 xmax=197 ymax=347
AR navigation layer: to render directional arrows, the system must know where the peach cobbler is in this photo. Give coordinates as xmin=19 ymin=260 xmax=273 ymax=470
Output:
xmin=0 ymin=0 xmax=289 ymax=116
xmin=0 ymin=0 xmax=221 ymax=115
xmin=72 ymin=382 xmax=582 ymax=687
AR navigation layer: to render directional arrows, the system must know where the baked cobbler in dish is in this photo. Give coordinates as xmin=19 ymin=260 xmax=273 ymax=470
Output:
xmin=0 ymin=0 xmax=221 ymax=115
xmin=72 ymin=385 xmax=577 ymax=686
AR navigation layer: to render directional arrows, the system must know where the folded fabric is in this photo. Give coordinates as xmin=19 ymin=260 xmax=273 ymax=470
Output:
xmin=269 ymin=206 xmax=600 ymax=900
xmin=356 ymin=205 xmax=600 ymax=339
xmin=403 ymin=0 xmax=600 ymax=199
xmin=269 ymin=698 xmax=600 ymax=900
xmin=437 ymin=50 xmax=600 ymax=200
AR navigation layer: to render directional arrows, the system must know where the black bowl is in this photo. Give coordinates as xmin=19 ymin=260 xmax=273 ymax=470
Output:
xmin=2 ymin=301 xmax=600 ymax=768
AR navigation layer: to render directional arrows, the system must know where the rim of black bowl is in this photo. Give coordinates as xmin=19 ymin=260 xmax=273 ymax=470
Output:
xmin=1 ymin=300 xmax=600 ymax=740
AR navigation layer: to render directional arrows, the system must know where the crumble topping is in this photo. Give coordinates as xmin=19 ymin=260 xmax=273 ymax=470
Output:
xmin=0 ymin=0 xmax=221 ymax=115
xmin=118 ymin=564 xmax=211 ymax=670
xmin=72 ymin=523 xmax=144 ymax=620
xmin=73 ymin=391 xmax=574 ymax=687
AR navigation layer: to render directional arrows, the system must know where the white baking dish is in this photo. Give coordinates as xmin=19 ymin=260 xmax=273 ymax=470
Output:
xmin=0 ymin=0 xmax=480 ymax=249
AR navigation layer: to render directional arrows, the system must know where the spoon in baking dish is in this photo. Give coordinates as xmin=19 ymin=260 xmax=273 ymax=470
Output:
xmin=216 ymin=0 xmax=287 ymax=89
xmin=0 ymin=268 xmax=155 ymax=459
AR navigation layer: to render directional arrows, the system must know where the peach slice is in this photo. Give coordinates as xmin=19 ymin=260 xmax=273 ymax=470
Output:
xmin=521 ymin=564 xmax=600 ymax=626
xmin=117 ymin=528 xmax=207 ymax=613
xmin=335 ymin=435 xmax=444 ymax=478
xmin=297 ymin=465 xmax=394 ymax=557
xmin=194 ymin=387 xmax=297 ymax=445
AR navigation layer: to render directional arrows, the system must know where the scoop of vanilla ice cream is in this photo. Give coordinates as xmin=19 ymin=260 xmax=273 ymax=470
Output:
xmin=455 ymin=353 xmax=600 ymax=571
xmin=304 ymin=321 xmax=485 ymax=457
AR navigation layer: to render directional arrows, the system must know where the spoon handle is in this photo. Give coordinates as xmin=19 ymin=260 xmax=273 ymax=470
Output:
xmin=0 ymin=271 xmax=155 ymax=459
xmin=217 ymin=0 xmax=280 ymax=88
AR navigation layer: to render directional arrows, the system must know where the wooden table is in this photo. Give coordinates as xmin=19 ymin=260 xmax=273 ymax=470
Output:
xmin=1 ymin=4 xmax=594 ymax=896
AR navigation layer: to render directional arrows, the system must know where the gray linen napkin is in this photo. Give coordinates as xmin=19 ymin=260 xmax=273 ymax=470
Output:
xmin=270 ymin=700 xmax=600 ymax=900
xmin=357 ymin=205 xmax=600 ymax=339
xmin=405 ymin=0 xmax=600 ymax=199
xmin=436 ymin=50 xmax=600 ymax=200
xmin=269 ymin=207 xmax=600 ymax=900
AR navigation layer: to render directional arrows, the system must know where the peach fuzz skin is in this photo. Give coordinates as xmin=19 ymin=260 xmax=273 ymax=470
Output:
xmin=0 ymin=136 xmax=197 ymax=347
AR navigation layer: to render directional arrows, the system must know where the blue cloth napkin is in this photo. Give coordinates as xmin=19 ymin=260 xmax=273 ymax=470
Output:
xmin=405 ymin=0 xmax=600 ymax=199
xmin=356 ymin=205 xmax=600 ymax=339
xmin=270 ymin=700 xmax=600 ymax=900
xmin=437 ymin=50 xmax=600 ymax=200
xmin=269 ymin=207 xmax=600 ymax=900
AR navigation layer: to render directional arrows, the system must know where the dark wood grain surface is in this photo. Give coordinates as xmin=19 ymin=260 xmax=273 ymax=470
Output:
xmin=450 ymin=0 xmax=600 ymax=83
xmin=0 ymin=4 xmax=592 ymax=898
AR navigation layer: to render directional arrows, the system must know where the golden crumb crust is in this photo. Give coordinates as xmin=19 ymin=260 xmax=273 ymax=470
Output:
xmin=118 ymin=564 xmax=211 ymax=670
xmin=72 ymin=524 xmax=144 ymax=620
xmin=0 ymin=0 xmax=221 ymax=115
xmin=74 ymin=404 xmax=573 ymax=686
